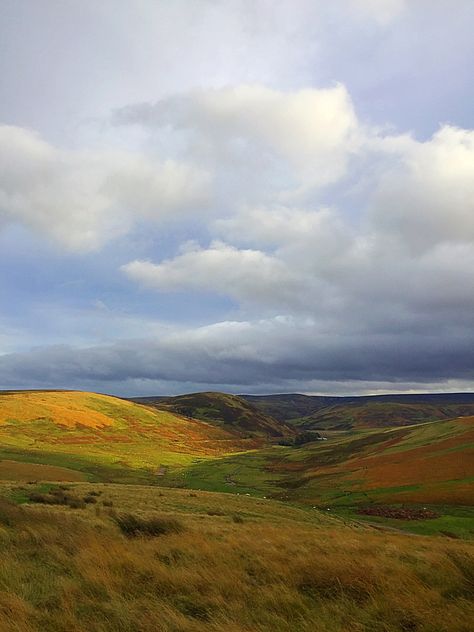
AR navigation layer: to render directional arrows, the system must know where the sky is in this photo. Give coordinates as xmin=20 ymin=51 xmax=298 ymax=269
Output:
xmin=0 ymin=0 xmax=474 ymax=396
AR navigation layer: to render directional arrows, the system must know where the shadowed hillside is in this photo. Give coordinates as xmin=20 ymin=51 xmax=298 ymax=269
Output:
xmin=241 ymin=393 xmax=338 ymax=421
xmin=132 ymin=391 xmax=295 ymax=437
xmin=242 ymin=392 xmax=474 ymax=429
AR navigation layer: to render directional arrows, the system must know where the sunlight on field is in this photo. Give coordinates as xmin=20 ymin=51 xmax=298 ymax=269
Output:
xmin=0 ymin=392 xmax=257 ymax=479
xmin=0 ymin=391 xmax=119 ymax=428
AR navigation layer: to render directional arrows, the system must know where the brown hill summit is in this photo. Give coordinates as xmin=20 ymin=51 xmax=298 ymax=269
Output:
xmin=131 ymin=392 xmax=295 ymax=438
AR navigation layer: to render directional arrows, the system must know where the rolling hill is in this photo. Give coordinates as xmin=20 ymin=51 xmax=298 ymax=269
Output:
xmin=241 ymin=393 xmax=338 ymax=421
xmin=0 ymin=389 xmax=473 ymax=538
xmin=0 ymin=390 xmax=256 ymax=483
xmin=276 ymin=416 xmax=474 ymax=507
xmin=242 ymin=392 xmax=474 ymax=429
xmin=131 ymin=391 xmax=295 ymax=437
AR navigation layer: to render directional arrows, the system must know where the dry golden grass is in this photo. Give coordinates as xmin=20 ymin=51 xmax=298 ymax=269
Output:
xmin=0 ymin=391 xmax=117 ymax=429
xmin=0 ymin=460 xmax=86 ymax=482
xmin=0 ymin=483 xmax=472 ymax=631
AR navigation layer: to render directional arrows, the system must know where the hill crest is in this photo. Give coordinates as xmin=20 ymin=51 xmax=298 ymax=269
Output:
xmin=240 ymin=392 xmax=474 ymax=429
xmin=131 ymin=391 xmax=295 ymax=437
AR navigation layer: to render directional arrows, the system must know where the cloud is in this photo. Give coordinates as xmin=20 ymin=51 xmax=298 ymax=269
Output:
xmin=122 ymin=241 xmax=300 ymax=307
xmin=1 ymin=2 xmax=473 ymax=398
xmin=350 ymin=0 xmax=406 ymax=25
xmin=3 ymin=79 xmax=474 ymax=395
xmin=116 ymin=84 xmax=361 ymax=191
xmin=371 ymin=126 xmax=474 ymax=251
xmin=215 ymin=205 xmax=347 ymax=247
xmin=118 ymin=118 xmax=474 ymax=343
xmin=0 ymin=315 xmax=473 ymax=395
xmin=0 ymin=125 xmax=211 ymax=251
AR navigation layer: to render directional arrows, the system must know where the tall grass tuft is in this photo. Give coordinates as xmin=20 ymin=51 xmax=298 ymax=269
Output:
xmin=113 ymin=513 xmax=184 ymax=537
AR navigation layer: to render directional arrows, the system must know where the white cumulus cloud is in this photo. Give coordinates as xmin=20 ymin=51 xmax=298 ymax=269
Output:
xmin=371 ymin=126 xmax=474 ymax=251
xmin=0 ymin=125 xmax=211 ymax=251
xmin=122 ymin=241 xmax=300 ymax=307
xmin=116 ymin=83 xmax=361 ymax=192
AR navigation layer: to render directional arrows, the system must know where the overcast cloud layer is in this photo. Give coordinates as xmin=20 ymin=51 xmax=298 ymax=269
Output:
xmin=1 ymin=0 xmax=474 ymax=396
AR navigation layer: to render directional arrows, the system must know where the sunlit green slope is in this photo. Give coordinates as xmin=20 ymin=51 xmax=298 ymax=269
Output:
xmin=0 ymin=391 xmax=255 ymax=482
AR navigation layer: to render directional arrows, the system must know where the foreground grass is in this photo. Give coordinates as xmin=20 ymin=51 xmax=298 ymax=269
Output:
xmin=0 ymin=483 xmax=473 ymax=631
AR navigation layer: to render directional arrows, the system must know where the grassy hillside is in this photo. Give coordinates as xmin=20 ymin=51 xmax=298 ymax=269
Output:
xmin=165 ymin=416 xmax=474 ymax=537
xmin=0 ymin=391 xmax=256 ymax=483
xmin=0 ymin=390 xmax=474 ymax=630
xmin=279 ymin=417 xmax=474 ymax=507
xmin=133 ymin=391 xmax=294 ymax=437
xmin=0 ymin=483 xmax=473 ymax=631
xmin=242 ymin=393 xmax=336 ymax=421
xmin=0 ymin=390 xmax=473 ymax=537
xmin=243 ymin=392 xmax=474 ymax=429
xmin=296 ymin=401 xmax=474 ymax=430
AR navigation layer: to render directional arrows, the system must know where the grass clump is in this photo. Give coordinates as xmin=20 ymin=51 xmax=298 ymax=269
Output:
xmin=113 ymin=513 xmax=184 ymax=537
xmin=206 ymin=509 xmax=226 ymax=516
xmin=27 ymin=488 xmax=86 ymax=509
xmin=0 ymin=497 xmax=24 ymax=526
xmin=67 ymin=498 xmax=86 ymax=509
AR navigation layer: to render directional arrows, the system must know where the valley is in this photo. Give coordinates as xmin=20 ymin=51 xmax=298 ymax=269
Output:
xmin=0 ymin=389 xmax=473 ymax=630
xmin=0 ymin=389 xmax=473 ymax=538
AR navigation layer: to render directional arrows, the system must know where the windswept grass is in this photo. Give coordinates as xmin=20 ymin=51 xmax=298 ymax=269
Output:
xmin=114 ymin=513 xmax=184 ymax=537
xmin=0 ymin=485 xmax=472 ymax=631
xmin=0 ymin=459 xmax=86 ymax=481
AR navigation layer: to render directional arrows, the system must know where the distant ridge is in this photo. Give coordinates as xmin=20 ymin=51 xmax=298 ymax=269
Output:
xmin=240 ymin=392 xmax=474 ymax=429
